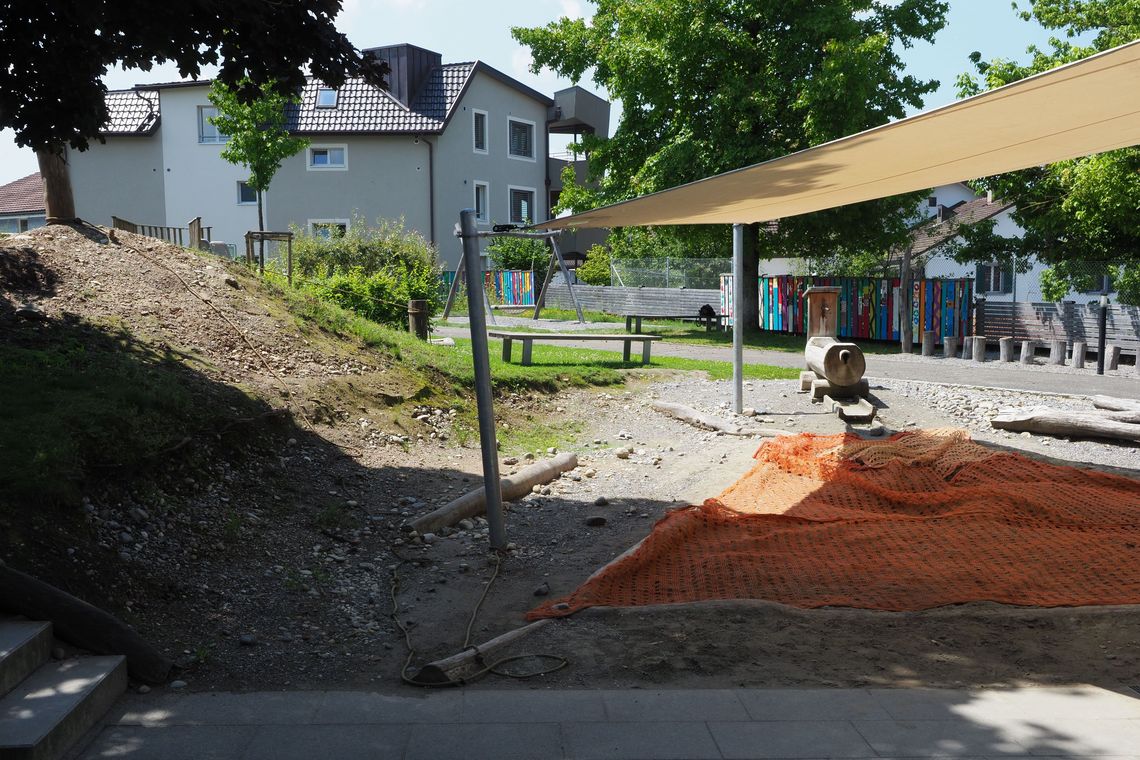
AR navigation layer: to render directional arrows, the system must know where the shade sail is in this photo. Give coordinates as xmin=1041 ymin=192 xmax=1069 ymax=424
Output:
xmin=536 ymin=40 xmax=1140 ymax=230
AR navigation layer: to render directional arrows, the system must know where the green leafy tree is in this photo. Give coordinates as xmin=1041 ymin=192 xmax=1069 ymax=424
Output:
xmin=0 ymin=1 xmax=385 ymax=220
xmin=209 ymin=80 xmax=308 ymax=245
xmin=514 ymin=0 xmax=948 ymax=324
xmin=486 ymin=227 xmax=549 ymax=272
xmin=954 ymin=0 xmax=1140 ymax=302
xmin=576 ymin=244 xmax=612 ymax=285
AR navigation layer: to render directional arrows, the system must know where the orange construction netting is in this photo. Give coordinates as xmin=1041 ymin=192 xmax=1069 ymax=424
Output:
xmin=527 ymin=429 xmax=1140 ymax=618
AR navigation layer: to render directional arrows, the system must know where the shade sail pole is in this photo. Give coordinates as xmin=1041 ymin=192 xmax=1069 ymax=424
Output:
xmin=732 ymin=223 xmax=744 ymax=414
xmin=458 ymin=209 xmax=506 ymax=550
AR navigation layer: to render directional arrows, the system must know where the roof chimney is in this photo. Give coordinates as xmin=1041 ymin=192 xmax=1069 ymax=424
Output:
xmin=363 ymin=44 xmax=442 ymax=107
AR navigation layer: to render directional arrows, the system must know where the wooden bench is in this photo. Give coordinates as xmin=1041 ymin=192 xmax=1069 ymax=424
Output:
xmin=624 ymin=313 xmax=725 ymax=334
xmin=488 ymin=331 xmax=662 ymax=366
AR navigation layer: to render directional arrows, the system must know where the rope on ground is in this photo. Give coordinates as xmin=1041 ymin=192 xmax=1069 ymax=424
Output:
xmin=390 ymin=550 xmax=567 ymax=687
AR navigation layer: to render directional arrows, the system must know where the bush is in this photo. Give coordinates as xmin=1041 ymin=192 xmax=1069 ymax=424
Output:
xmin=486 ymin=225 xmax=547 ymax=272
xmin=576 ymin=244 xmax=611 ymax=285
xmin=291 ymin=216 xmax=442 ymax=326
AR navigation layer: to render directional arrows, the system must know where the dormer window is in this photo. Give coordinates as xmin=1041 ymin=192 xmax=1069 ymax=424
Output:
xmin=316 ymin=87 xmax=338 ymax=108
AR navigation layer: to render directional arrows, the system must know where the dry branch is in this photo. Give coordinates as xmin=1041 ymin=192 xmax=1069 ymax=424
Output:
xmin=992 ymin=406 xmax=1140 ymax=442
xmin=651 ymin=401 xmax=791 ymax=437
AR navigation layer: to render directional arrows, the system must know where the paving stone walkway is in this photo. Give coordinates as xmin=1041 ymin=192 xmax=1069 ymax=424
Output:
xmin=76 ymin=685 xmax=1140 ymax=759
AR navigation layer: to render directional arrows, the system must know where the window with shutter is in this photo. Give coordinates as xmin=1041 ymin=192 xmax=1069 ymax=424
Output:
xmin=509 ymin=187 xmax=535 ymax=225
xmin=473 ymin=110 xmax=487 ymax=153
xmin=508 ymin=119 xmax=535 ymax=160
xmin=474 ymin=181 xmax=489 ymax=223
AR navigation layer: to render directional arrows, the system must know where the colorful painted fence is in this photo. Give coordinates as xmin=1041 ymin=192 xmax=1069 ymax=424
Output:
xmin=720 ymin=275 xmax=974 ymax=342
xmin=440 ymin=269 xmax=535 ymax=306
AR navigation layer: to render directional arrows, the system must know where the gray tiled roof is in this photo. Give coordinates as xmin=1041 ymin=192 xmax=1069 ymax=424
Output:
xmin=104 ymin=90 xmax=160 ymax=134
xmin=285 ymin=62 xmax=476 ymax=134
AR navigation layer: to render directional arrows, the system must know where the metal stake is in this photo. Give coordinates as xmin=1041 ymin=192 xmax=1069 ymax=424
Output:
xmin=458 ymin=210 xmax=506 ymax=550
xmin=732 ymin=223 xmax=744 ymax=414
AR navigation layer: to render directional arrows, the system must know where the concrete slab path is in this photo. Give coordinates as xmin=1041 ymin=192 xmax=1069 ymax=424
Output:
xmin=75 ymin=685 xmax=1140 ymax=759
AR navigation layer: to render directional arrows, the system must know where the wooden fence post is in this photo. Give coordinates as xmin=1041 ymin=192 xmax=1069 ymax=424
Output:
xmin=1049 ymin=340 xmax=1066 ymax=365
xmin=972 ymin=336 xmax=987 ymax=362
xmin=999 ymin=337 xmax=1014 ymax=362
xmin=943 ymin=336 xmax=958 ymax=358
xmin=1072 ymin=341 xmax=1086 ymax=369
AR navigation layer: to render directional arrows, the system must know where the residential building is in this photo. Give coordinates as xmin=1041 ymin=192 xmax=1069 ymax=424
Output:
xmin=67 ymin=44 xmax=609 ymax=268
xmin=0 ymin=173 xmax=46 ymax=233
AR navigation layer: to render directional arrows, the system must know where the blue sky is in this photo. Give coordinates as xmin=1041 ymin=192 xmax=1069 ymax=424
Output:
xmin=0 ymin=0 xmax=1080 ymax=185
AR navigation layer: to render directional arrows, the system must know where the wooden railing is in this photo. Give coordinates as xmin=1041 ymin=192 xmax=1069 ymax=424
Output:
xmin=111 ymin=216 xmax=212 ymax=248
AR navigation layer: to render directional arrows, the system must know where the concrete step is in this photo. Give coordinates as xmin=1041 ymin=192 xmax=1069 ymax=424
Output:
xmin=0 ymin=622 xmax=52 ymax=699
xmin=0 ymin=656 xmax=126 ymax=760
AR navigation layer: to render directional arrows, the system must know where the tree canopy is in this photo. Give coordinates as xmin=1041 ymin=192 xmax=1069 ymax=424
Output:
xmin=0 ymin=1 xmax=386 ymax=154
xmin=953 ymin=0 xmax=1140 ymax=295
xmin=513 ymin=0 xmax=948 ymax=269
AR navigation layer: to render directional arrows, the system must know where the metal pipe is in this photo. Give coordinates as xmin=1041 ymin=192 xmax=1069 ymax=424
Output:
xmin=458 ymin=209 xmax=506 ymax=550
xmin=732 ymin=223 xmax=744 ymax=414
xmin=1097 ymin=292 xmax=1109 ymax=376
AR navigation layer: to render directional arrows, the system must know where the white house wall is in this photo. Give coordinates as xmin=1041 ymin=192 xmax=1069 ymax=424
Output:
xmin=158 ymin=87 xmax=261 ymax=248
xmin=433 ymin=71 xmax=549 ymax=266
xmin=69 ymin=135 xmax=166 ymax=228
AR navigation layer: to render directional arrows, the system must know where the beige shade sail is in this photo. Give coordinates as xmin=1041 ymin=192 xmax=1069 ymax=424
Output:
xmin=535 ymin=39 xmax=1140 ymax=230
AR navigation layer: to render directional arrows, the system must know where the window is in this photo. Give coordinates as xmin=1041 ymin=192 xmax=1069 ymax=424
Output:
xmin=308 ymin=145 xmax=347 ymax=170
xmin=508 ymin=118 xmax=535 ymax=160
xmin=237 ymin=182 xmax=258 ymax=205
xmin=473 ymin=110 xmax=488 ymax=154
xmin=316 ymin=87 xmax=338 ymax=108
xmin=473 ymin=181 xmax=489 ymax=224
xmin=198 ymin=106 xmax=226 ymax=143
xmin=508 ymin=186 xmax=536 ymax=225
xmin=976 ymin=262 xmax=1012 ymax=294
xmin=928 ymin=196 xmax=938 ymax=207
xmin=309 ymin=219 xmax=349 ymax=239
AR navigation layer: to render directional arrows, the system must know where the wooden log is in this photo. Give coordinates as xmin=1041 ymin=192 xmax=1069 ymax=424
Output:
xmin=992 ymin=406 xmax=1140 ymax=441
xmin=1049 ymin=339 xmax=1066 ymax=365
xmin=921 ymin=331 xmax=935 ymax=357
xmin=972 ymin=335 xmax=987 ymax=362
xmin=1108 ymin=344 xmax=1122 ymax=370
xmin=410 ymin=453 xmax=578 ymax=535
xmin=962 ymin=336 xmax=973 ymax=360
xmin=811 ymin=376 xmax=869 ymax=401
xmin=651 ymin=401 xmax=792 ymax=438
xmin=413 ymin=619 xmax=551 ymax=685
xmin=1073 ymin=341 xmax=1086 ymax=369
xmin=1092 ymin=395 xmax=1140 ymax=413
xmin=999 ymin=337 xmax=1015 ymax=362
xmin=0 ymin=560 xmax=172 ymax=684
xmin=798 ymin=371 xmax=815 ymax=393
xmin=1020 ymin=340 xmax=1036 ymax=365
xmin=943 ymin=336 xmax=958 ymax=358
xmin=804 ymin=336 xmax=865 ymax=386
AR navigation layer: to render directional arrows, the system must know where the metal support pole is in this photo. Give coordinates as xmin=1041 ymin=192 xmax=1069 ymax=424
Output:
xmin=732 ymin=224 xmax=744 ymax=414
xmin=1097 ymin=292 xmax=1109 ymax=376
xmin=441 ymin=255 xmax=465 ymax=320
xmin=549 ymin=236 xmax=585 ymax=323
xmin=458 ymin=210 xmax=506 ymax=550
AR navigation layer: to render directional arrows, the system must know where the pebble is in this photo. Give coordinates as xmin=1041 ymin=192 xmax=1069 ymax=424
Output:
xmin=51 ymin=647 xmax=66 ymax=660
xmin=137 ymin=685 xmax=152 ymax=694
xmin=583 ymin=468 xmax=597 ymax=478
xmin=594 ymin=496 xmax=609 ymax=507
xmin=503 ymin=456 xmax=519 ymax=466
xmin=615 ymin=447 xmax=632 ymax=459
xmin=239 ymin=634 xmax=257 ymax=647
xmin=458 ymin=519 xmax=475 ymax=530
xmin=534 ymin=582 xmax=550 ymax=596
xmin=585 ymin=516 xmax=607 ymax=527
xmin=169 ymin=680 xmax=188 ymax=690
xmin=421 ymin=533 xmax=438 ymax=545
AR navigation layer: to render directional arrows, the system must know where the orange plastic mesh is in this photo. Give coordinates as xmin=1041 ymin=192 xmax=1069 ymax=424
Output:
xmin=527 ymin=430 xmax=1140 ymax=618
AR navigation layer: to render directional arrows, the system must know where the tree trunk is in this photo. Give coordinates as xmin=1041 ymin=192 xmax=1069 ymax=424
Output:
xmin=991 ymin=406 xmax=1140 ymax=441
xmin=740 ymin=223 xmax=761 ymax=334
xmin=257 ymin=190 xmax=266 ymax=264
xmin=899 ymin=244 xmax=913 ymax=353
xmin=35 ymin=147 xmax=77 ymax=222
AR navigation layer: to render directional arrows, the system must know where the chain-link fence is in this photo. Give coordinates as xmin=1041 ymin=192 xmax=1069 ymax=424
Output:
xmin=609 ymin=258 xmax=730 ymax=290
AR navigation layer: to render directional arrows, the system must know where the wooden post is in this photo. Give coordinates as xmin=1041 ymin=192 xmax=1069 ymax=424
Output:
xmin=1049 ymin=340 xmax=1066 ymax=365
xmin=1108 ymin=345 xmax=1122 ymax=371
xmin=972 ymin=335 xmax=987 ymax=362
xmin=921 ymin=330 xmax=935 ymax=357
xmin=287 ymin=236 xmax=293 ymax=286
xmin=188 ymin=217 xmax=202 ymax=250
xmin=1072 ymin=341 xmax=1086 ymax=369
xmin=407 ymin=299 xmax=429 ymax=340
xmin=962 ymin=336 xmax=973 ymax=360
xmin=943 ymin=336 xmax=958 ymax=358
xmin=899 ymin=245 xmax=913 ymax=354
xmin=999 ymin=337 xmax=1015 ymax=362
xmin=1020 ymin=340 xmax=1035 ymax=365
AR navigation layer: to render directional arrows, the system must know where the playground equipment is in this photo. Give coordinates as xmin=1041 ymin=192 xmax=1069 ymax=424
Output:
xmin=797 ymin=286 xmax=875 ymax=423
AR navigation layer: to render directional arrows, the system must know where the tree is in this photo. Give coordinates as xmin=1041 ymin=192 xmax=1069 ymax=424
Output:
xmin=208 ymin=80 xmax=308 ymax=252
xmin=953 ymin=0 xmax=1140 ymax=301
xmin=513 ymin=0 xmax=948 ymax=326
xmin=0 ymin=1 xmax=385 ymax=221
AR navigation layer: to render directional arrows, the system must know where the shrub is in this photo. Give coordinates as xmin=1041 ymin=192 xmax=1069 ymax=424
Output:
xmin=576 ymin=244 xmax=611 ymax=285
xmin=485 ymin=222 xmax=548 ymax=272
xmin=291 ymin=216 xmax=442 ymax=326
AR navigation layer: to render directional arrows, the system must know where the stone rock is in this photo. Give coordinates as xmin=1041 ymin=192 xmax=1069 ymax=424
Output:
xmin=51 ymin=647 xmax=66 ymax=660
xmin=458 ymin=519 xmax=475 ymax=530
xmin=614 ymin=447 xmax=631 ymax=460
xmin=224 ymin=276 xmax=240 ymax=289
xmin=14 ymin=302 xmax=47 ymax=321
xmin=239 ymin=634 xmax=257 ymax=647
xmin=129 ymin=507 xmax=149 ymax=523
xmin=502 ymin=456 xmax=519 ymax=466
xmin=741 ymin=407 xmax=757 ymax=417
xmin=585 ymin=516 xmax=607 ymax=527
xmin=137 ymin=685 xmax=152 ymax=694
xmin=421 ymin=533 xmax=438 ymax=545
xmin=169 ymin=680 xmax=188 ymax=690
xmin=593 ymin=496 xmax=609 ymax=507
xmin=533 ymin=582 xmax=550 ymax=597
xmin=583 ymin=468 xmax=597 ymax=478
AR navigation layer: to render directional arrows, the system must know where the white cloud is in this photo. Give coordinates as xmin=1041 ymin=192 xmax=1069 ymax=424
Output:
xmin=559 ymin=0 xmax=584 ymax=19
